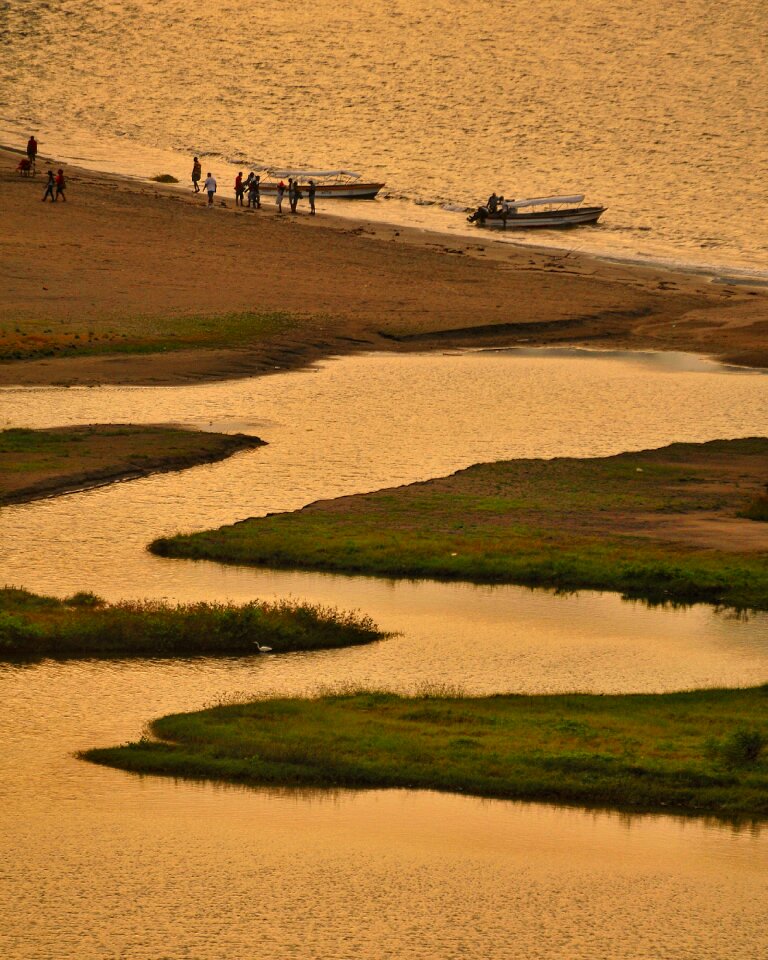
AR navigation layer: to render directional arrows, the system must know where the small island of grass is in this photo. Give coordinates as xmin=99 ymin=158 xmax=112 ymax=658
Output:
xmin=0 ymin=424 xmax=265 ymax=504
xmin=0 ymin=587 xmax=383 ymax=661
xmin=83 ymin=685 xmax=768 ymax=819
xmin=151 ymin=438 xmax=768 ymax=611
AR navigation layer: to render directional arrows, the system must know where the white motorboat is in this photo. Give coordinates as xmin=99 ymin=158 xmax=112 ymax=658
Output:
xmin=468 ymin=194 xmax=606 ymax=228
xmin=256 ymin=168 xmax=384 ymax=200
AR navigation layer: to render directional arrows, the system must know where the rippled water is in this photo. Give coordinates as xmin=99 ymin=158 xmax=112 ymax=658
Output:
xmin=2 ymin=656 xmax=767 ymax=960
xmin=1 ymin=350 xmax=768 ymax=958
xmin=1 ymin=349 xmax=767 ymax=693
xmin=2 ymin=0 xmax=767 ymax=274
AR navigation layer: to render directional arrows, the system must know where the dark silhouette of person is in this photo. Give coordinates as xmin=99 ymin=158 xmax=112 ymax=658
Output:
xmin=26 ymin=136 xmax=38 ymax=170
xmin=42 ymin=170 xmax=55 ymax=201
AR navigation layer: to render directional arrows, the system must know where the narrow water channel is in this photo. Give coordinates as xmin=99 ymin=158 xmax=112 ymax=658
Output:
xmin=1 ymin=350 xmax=767 ymax=958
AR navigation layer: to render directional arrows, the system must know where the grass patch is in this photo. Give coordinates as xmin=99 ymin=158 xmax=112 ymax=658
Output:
xmin=83 ymin=685 xmax=768 ymax=819
xmin=739 ymin=493 xmax=768 ymax=522
xmin=151 ymin=438 xmax=768 ymax=611
xmin=0 ymin=587 xmax=383 ymax=661
xmin=0 ymin=310 xmax=296 ymax=362
xmin=0 ymin=424 xmax=264 ymax=504
xmin=150 ymin=174 xmax=179 ymax=183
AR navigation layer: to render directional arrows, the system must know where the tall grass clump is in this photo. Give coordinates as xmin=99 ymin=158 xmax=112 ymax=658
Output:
xmin=0 ymin=587 xmax=383 ymax=661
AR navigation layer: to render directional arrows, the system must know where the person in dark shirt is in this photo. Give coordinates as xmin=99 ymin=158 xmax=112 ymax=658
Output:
xmin=308 ymin=179 xmax=316 ymax=215
xmin=42 ymin=169 xmax=55 ymax=201
xmin=248 ymin=174 xmax=261 ymax=209
xmin=288 ymin=177 xmax=301 ymax=213
xmin=191 ymin=157 xmax=202 ymax=192
xmin=26 ymin=135 xmax=38 ymax=170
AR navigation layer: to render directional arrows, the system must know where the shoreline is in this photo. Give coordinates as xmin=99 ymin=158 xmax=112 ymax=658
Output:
xmin=3 ymin=145 xmax=768 ymax=388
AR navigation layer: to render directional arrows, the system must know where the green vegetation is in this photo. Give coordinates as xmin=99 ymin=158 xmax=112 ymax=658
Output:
xmin=0 ymin=587 xmax=383 ymax=661
xmin=83 ymin=685 xmax=768 ymax=819
xmin=151 ymin=438 xmax=768 ymax=611
xmin=739 ymin=491 xmax=768 ymax=522
xmin=0 ymin=310 xmax=294 ymax=362
xmin=0 ymin=425 xmax=264 ymax=504
xmin=150 ymin=174 xmax=179 ymax=183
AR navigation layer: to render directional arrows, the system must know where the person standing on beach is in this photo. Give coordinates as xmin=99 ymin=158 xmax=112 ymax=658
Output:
xmin=54 ymin=168 xmax=66 ymax=201
xmin=203 ymin=171 xmax=217 ymax=206
xmin=191 ymin=157 xmax=202 ymax=192
xmin=289 ymin=177 xmax=301 ymax=214
xmin=308 ymin=179 xmax=316 ymax=216
xmin=248 ymin=174 xmax=260 ymax=209
xmin=26 ymin=135 xmax=38 ymax=171
xmin=276 ymin=179 xmax=285 ymax=213
xmin=42 ymin=169 xmax=55 ymax=202
xmin=234 ymin=171 xmax=244 ymax=206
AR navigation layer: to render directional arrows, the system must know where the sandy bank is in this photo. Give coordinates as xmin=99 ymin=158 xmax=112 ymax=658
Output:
xmin=1 ymin=145 xmax=767 ymax=387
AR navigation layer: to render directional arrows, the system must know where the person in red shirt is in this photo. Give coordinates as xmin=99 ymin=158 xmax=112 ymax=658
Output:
xmin=55 ymin=168 xmax=66 ymax=202
xmin=26 ymin=135 xmax=38 ymax=170
xmin=234 ymin=171 xmax=244 ymax=207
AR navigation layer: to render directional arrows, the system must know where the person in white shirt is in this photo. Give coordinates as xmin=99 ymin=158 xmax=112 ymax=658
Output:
xmin=203 ymin=172 xmax=217 ymax=206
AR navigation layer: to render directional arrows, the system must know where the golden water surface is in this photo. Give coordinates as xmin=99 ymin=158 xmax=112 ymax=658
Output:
xmin=2 ymin=0 xmax=767 ymax=272
xmin=1 ymin=351 xmax=767 ymax=958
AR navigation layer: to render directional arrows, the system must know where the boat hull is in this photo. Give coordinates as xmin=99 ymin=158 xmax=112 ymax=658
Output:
xmin=479 ymin=206 xmax=606 ymax=228
xmin=258 ymin=182 xmax=384 ymax=200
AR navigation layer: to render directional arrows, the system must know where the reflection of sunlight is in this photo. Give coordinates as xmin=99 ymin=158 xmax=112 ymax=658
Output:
xmin=1 ymin=351 xmax=766 ymax=695
xmin=484 ymin=346 xmax=766 ymax=374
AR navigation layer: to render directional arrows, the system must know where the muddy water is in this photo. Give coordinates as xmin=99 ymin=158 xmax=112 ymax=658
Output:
xmin=1 ymin=350 xmax=768 ymax=958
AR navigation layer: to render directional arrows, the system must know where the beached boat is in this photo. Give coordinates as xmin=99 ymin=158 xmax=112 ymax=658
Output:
xmin=257 ymin=169 xmax=384 ymax=200
xmin=468 ymin=194 xmax=606 ymax=228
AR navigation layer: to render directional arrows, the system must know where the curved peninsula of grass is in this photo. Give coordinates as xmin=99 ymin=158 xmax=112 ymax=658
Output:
xmin=0 ymin=587 xmax=383 ymax=661
xmin=151 ymin=438 xmax=768 ymax=611
xmin=84 ymin=686 xmax=768 ymax=819
xmin=0 ymin=424 xmax=265 ymax=505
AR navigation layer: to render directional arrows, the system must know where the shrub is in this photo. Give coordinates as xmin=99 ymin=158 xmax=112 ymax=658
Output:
xmin=710 ymin=728 xmax=766 ymax=767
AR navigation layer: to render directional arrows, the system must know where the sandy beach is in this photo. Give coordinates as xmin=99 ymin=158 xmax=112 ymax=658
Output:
xmin=1 ymin=144 xmax=767 ymax=387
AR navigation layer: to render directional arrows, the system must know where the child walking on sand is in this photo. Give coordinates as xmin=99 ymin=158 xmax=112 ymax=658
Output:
xmin=42 ymin=170 xmax=55 ymax=201
xmin=54 ymin=169 xmax=66 ymax=201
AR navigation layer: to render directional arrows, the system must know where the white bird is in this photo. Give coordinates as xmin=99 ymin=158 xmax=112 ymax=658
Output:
xmin=254 ymin=642 xmax=272 ymax=653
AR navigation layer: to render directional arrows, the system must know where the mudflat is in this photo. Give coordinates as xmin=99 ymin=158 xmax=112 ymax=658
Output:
xmin=0 ymin=424 xmax=264 ymax=504
xmin=2 ymin=146 xmax=767 ymax=387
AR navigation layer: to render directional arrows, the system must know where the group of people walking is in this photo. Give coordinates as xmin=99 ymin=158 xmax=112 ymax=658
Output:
xmin=192 ymin=157 xmax=316 ymax=215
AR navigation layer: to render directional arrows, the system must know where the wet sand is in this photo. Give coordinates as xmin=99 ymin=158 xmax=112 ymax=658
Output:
xmin=1 ymin=144 xmax=767 ymax=387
